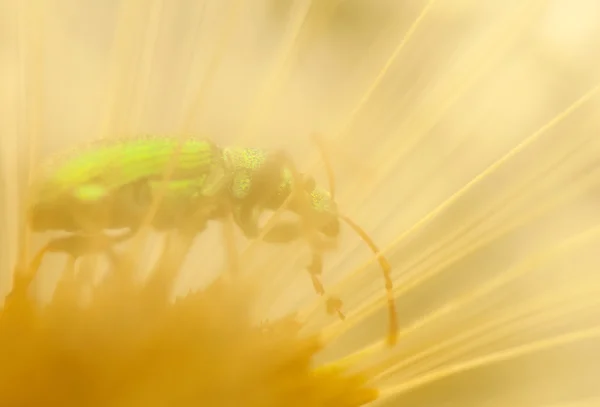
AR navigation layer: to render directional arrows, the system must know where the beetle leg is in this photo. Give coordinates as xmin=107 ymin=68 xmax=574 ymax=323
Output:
xmin=145 ymin=198 xmax=219 ymax=300
xmin=27 ymin=228 xmax=134 ymax=279
xmin=48 ymin=231 xmax=132 ymax=257
xmin=305 ymin=236 xmax=345 ymax=319
xmin=27 ymin=177 xmax=153 ymax=280
xmin=144 ymin=230 xmax=198 ymax=303
xmin=235 ymin=215 xmax=344 ymax=319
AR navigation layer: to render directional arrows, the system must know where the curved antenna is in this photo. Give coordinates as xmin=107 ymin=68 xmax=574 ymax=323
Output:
xmin=311 ymin=132 xmax=398 ymax=346
xmin=310 ymin=133 xmax=336 ymax=200
xmin=339 ymin=214 xmax=398 ymax=347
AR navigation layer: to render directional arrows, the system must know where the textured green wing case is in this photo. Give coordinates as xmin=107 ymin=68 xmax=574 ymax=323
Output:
xmin=31 ymin=136 xmax=223 ymax=203
xmin=28 ymin=136 xmax=226 ymax=232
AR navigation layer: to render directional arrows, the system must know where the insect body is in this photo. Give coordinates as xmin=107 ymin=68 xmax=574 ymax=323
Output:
xmin=27 ymin=135 xmax=397 ymax=345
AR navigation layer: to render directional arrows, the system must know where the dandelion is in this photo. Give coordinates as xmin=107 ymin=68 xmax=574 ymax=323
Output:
xmin=2 ymin=1 xmax=600 ymax=406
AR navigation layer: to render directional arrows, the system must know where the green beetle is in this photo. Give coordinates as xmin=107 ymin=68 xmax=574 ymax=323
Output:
xmin=27 ymin=135 xmax=397 ymax=345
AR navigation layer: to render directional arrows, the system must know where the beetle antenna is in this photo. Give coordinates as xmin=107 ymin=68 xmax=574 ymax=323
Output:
xmin=311 ymin=133 xmax=336 ymax=200
xmin=339 ymin=213 xmax=398 ymax=346
xmin=311 ymin=131 xmax=398 ymax=346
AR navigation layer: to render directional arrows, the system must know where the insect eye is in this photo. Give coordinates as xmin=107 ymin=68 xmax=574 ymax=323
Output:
xmin=302 ymin=175 xmax=316 ymax=192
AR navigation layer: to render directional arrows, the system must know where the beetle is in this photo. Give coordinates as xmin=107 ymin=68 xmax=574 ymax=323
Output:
xmin=26 ymin=135 xmax=397 ymax=345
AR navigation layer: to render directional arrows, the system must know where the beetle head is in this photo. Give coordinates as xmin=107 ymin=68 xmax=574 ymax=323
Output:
xmin=298 ymin=176 xmax=340 ymax=238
